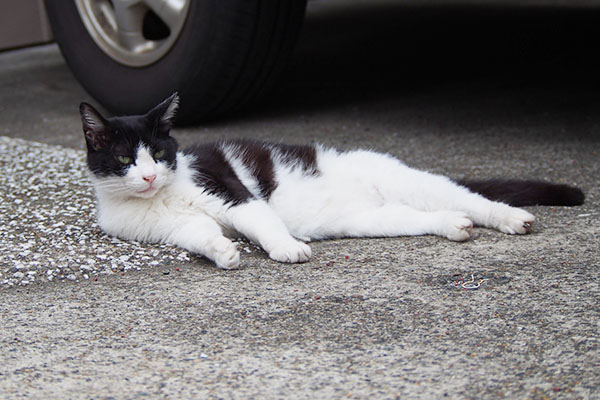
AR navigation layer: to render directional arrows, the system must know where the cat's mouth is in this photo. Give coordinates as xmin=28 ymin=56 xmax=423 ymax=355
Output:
xmin=137 ymin=185 xmax=158 ymax=195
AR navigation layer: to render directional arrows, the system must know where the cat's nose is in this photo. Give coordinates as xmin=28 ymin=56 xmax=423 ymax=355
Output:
xmin=143 ymin=174 xmax=156 ymax=184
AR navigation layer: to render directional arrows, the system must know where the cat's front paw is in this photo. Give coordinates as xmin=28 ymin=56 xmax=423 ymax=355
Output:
xmin=210 ymin=237 xmax=240 ymax=270
xmin=268 ymin=240 xmax=312 ymax=264
xmin=497 ymin=208 xmax=535 ymax=235
xmin=441 ymin=211 xmax=473 ymax=241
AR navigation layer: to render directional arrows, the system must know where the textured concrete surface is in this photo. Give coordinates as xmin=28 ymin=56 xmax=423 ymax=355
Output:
xmin=1 ymin=1 xmax=599 ymax=399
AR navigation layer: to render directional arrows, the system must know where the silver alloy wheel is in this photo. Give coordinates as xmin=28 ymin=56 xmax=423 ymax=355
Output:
xmin=74 ymin=0 xmax=190 ymax=67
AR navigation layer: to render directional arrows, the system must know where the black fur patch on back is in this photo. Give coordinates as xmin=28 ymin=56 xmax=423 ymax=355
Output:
xmin=183 ymin=143 xmax=254 ymax=206
xmin=183 ymin=140 xmax=320 ymax=205
xmin=233 ymin=139 xmax=319 ymax=198
xmin=458 ymin=179 xmax=585 ymax=207
xmin=272 ymin=143 xmax=319 ymax=176
xmin=234 ymin=140 xmax=277 ymax=199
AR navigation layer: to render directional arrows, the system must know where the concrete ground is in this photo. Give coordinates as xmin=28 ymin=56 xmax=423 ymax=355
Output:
xmin=1 ymin=1 xmax=599 ymax=399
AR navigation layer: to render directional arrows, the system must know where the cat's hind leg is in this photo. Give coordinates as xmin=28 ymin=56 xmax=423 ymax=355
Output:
xmin=318 ymin=204 xmax=474 ymax=241
xmin=394 ymin=171 xmax=535 ymax=234
xmin=326 ymin=151 xmax=531 ymax=236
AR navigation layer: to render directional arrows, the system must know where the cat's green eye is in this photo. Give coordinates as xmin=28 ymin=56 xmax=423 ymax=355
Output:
xmin=117 ymin=155 xmax=133 ymax=164
xmin=154 ymin=149 xmax=166 ymax=159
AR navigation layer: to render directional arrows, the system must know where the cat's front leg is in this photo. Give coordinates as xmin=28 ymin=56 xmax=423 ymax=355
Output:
xmin=267 ymin=239 xmax=312 ymax=263
xmin=164 ymin=214 xmax=240 ymax=269
xmin=226 ymin=200 xmax=312 ymax=264
xmin=206 ymin=236 xmax=241 ymax=270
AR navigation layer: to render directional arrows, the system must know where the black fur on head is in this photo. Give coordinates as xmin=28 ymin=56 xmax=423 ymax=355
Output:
xmin=79 ymin=93 xmax=180 ymax=177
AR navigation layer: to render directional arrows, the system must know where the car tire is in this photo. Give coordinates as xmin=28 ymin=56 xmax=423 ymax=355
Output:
xmin=44 ymin=0 xmax=307 ymax=124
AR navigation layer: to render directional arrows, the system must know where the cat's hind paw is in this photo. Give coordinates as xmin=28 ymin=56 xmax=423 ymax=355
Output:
xmin=268 ymin=240 xmax=312 ymax=264
xmin=441 ymin=212 xmax=473 ymax=242
xmin=211 ymin=237 xmax=241 ymax=270
xmin=497 ymin=208 xmax=535 ymax=235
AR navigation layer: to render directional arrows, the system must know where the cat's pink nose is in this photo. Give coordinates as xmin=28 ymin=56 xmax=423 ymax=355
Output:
xmin=143 ymin=174 xmax=156 ymax=184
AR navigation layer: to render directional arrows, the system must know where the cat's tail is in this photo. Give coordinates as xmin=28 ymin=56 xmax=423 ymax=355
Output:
xmin=457 ymin=179 xmax=585 ymax=207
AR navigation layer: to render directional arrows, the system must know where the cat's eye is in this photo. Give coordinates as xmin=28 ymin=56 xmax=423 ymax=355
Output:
xmin=117 ymin=155 xmax=133 ymax=164
xmin=154 ymin=149 xmax=166 ymax=159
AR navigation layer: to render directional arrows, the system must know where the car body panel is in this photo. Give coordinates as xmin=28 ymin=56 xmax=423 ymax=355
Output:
xmin=0 ymin=0 xmax=53 ymax=51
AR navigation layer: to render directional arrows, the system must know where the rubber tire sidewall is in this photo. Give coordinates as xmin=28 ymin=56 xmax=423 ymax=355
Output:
xmin=46 ymin=1 xmax=238 ymax=121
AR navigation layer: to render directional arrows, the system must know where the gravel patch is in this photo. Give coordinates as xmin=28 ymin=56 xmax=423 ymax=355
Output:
xmin=0 ymin=136 xmax=257 ymax=288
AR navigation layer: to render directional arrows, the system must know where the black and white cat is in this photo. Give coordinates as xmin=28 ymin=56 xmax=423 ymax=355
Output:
xmin=80 ymin=93 xmax=584 ymax=269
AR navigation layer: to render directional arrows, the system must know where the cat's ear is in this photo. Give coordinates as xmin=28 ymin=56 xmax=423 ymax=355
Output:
xmin=147 ymin=92 xmax=179 ymax=131
xmin=80 ymin=102 xmax=109 ymax=151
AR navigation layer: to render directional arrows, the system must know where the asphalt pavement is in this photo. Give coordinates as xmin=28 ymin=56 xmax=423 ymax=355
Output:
xmin=1 ymin=1 xmax=599 ymax=399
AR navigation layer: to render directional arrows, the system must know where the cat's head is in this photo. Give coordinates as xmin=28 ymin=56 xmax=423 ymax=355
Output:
xmin=80 ymin=93 xmax=179 ymax=199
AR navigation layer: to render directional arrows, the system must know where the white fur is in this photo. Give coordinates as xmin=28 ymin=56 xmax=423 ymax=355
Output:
xmin=91 ymin=146 xmax=535 ymax=269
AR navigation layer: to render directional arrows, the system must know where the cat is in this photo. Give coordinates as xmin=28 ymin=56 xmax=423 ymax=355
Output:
xmin=80 ymin=93 xmax=584 ymax=269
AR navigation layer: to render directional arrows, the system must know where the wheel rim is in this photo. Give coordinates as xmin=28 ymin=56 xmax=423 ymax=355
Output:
xmin=74 ymin=0 xmax=190 ymax=67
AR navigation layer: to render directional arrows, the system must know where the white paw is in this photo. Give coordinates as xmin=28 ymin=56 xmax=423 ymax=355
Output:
xmin=268 ymin=239 xmax=312 ymax=264
xmin=441 ymin=211 xmax=473 ymax=242
xmin=210 ymin=237 xmax=240 ymax=270
xmin=497 ymin=208 xmax=535 ymax=235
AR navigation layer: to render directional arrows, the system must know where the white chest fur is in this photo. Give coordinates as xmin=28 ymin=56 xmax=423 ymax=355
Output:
xmin=93 ymin=152 xmax=231 ymax=243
